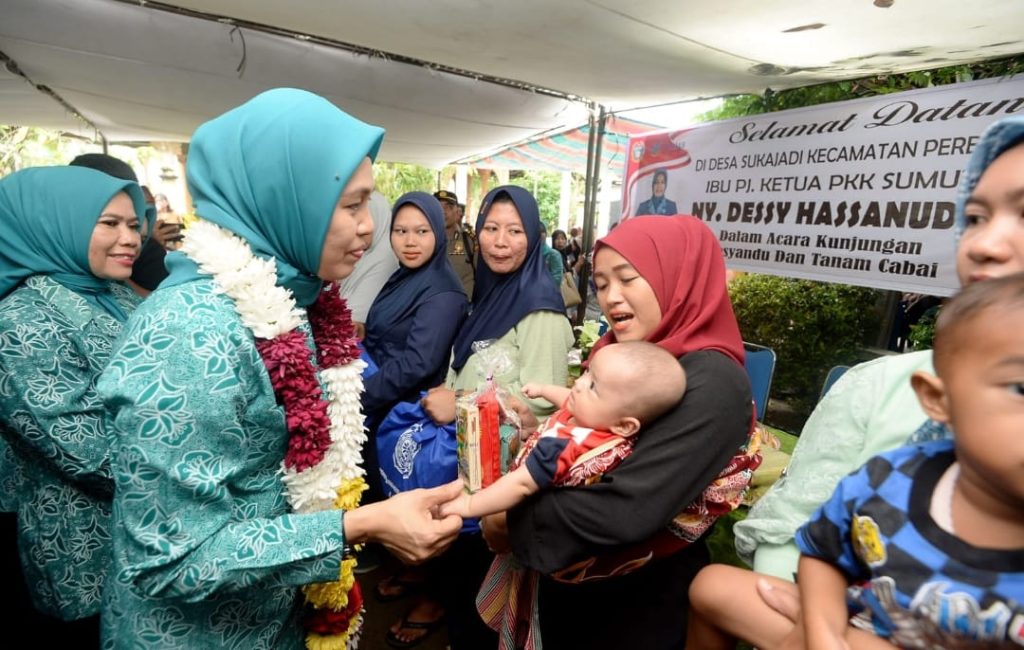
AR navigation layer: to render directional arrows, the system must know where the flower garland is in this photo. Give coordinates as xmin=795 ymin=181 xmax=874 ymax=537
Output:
xmin=180 ymin=220 xmax=368 ymax=650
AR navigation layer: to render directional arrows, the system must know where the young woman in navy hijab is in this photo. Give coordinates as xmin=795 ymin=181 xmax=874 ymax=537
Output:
xmin=362 ymin=192 xmax=467 ymax=422
xmin=362 ymin=192 xmax=468 ymax=647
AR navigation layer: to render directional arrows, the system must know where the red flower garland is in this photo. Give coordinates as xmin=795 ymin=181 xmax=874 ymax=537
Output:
xmin=255 ymin=283 xmax=358 ymax=472
xmin=306 ymin=582 xmax=364 ymax=635
xmin=308 ymin=283 xmax=361 ymax=369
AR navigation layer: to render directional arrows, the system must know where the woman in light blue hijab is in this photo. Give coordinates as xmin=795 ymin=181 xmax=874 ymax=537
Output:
xmin=98 ymin=89 xmax=463 ymax=649
xmin=162 ymin=89 xmax=385 ymax=305
xmin=0 ymin=165 xmax=145 ymax=641
xmin=954 ymin=115 xmax=1024 ymax=237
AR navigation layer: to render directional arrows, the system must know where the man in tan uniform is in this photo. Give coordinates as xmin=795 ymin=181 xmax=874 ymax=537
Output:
xmin=435 ymin=190 xmax=475 ymax=297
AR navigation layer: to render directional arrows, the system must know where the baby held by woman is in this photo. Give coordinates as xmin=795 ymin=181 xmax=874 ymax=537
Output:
xmin=441 ymin=341 xmax=685 ymax=518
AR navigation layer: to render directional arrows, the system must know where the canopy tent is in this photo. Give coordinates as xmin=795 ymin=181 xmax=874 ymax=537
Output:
xmin=455 ymin=116 xmax=656 ymax=177
xmin=3 ymin=0 xmax=1023 ymax=167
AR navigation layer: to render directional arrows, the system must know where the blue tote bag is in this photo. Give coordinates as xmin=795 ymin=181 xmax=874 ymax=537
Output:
xmin=375 ymin=395 xmax=479 ymax=533
xmin=361 ymin=345 xmax=477 ymax=531
xmin=376 ymin=396 xmax=458 ymax=496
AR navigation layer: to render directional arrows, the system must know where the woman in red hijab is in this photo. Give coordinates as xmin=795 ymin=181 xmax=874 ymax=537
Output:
xmin=491 ymin=216 xmax=758 ymax=649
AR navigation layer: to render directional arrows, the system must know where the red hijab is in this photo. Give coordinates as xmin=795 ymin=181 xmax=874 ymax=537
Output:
xmin=590 ymin=216 xmax=745 ymax=366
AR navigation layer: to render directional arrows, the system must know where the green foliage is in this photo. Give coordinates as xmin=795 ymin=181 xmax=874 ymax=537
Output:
xmin=574 ymin=319 xmax=603 ymax=361
xmin=700 ymin=55 xmax=1024 ymax=122
xmin=1 ymin=125 xmax=172 ymax=181
xmin=507 ymin=169 xmax=563 ymax=231
xmin=0 ymin=126 xmax=72 ymax=175
xmin=706 ymin=507 xmax=748 ymax=568
xmin=372 ymin=162 xmax=438 ymax=205
xmin=908 ymin=305 xmax=940 ymax=351
xmin=729 ymin=273 xmax=882 ymax=418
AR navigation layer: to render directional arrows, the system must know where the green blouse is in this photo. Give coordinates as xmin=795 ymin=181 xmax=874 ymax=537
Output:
xmin=732 ymin=350 xmax=935 ymax=580
xmin=99 ymin=278 xmax=346 ymax=649
xmin=447 ymin=310 xmax=574 ymax=417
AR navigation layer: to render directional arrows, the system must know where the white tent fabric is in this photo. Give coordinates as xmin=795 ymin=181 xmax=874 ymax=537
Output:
xmin=2 ymin=0 xmax=1022 ymax=166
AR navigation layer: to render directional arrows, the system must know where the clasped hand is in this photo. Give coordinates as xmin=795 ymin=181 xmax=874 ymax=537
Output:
xmin=431 ymin=488 xmax=512 ymax=555
xmin=350 ymin=480 xmax=464 ymax=565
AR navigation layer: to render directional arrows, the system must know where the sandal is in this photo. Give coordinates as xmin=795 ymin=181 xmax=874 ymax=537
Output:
xmin=374 ymin=571 xmax=425 ymax=603
xmin=384 ymin=609 xmax=445 ymax=649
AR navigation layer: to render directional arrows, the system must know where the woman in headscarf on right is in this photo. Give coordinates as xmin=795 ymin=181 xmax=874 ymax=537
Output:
xmin=0 ymin=165 xmax=146 ymax=643
xmin=480 ymin=216 xmax=759 ymax=649
xmin=734 ymin=115 xmax=1024 ymax=617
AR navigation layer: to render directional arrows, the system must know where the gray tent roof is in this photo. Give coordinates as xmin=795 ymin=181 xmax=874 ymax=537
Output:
xmin=2 ymin=0 xmax=1022 ymax=166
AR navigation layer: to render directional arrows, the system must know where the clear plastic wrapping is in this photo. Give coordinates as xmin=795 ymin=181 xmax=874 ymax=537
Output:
xmin=455 ymin=340 xmax=522 ymax=491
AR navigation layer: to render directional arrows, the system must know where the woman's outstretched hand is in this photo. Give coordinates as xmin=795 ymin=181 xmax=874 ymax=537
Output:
xmin=421 ymin=386 xmax=457 ymax=425
xmin=344 ymin=480 xmax=463 ymax=565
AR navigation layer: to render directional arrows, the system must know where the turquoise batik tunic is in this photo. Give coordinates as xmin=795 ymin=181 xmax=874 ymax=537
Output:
xmin=98 ymin=278 xmax=346 ymax=650
xmin=0 ymin=438 xmax=25 ymax=512
xmin=0 ymin=275 xmax=140 ymax=620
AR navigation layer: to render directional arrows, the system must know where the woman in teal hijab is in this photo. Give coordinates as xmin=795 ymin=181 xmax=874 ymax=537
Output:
xmin=162 ymin=87 xmax=385 ymax=305
xmin=98 ymin=88 xmax=463 ymax=649
xmin=0 ymin=165 xmax=145 ymax=641
xmin=0 ymin=166 xmax=145 ymax=317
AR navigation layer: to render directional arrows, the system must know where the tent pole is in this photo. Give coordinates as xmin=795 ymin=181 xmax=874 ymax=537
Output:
xmin=576 ymin=104 xmax=607 ymax=325
xmin=581 ymin=105 xmax=598 ymax=228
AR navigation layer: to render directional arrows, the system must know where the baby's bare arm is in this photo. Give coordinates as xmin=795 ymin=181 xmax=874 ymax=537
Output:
xmin=440 ymin=465 xmax=540 ymax=519
xmin=522 ymin=382 xmax=570 ymax=407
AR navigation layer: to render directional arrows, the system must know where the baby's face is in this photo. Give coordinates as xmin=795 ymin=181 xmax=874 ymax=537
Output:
xmin=568 ymin=351 xmax=631 ymax=430
xmin=938 ymin=312 xmax=1024 ymax=503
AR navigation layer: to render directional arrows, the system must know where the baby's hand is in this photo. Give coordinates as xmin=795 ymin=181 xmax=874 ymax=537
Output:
xmin=521 ymin=383 xmax=542 ymax=398
xmin=438 ymin=492 xmax=472 ymax=519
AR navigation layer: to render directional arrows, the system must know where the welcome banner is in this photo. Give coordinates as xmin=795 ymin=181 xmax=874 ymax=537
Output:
xmin=622 ymin=75 xmax=1024 ymax=295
